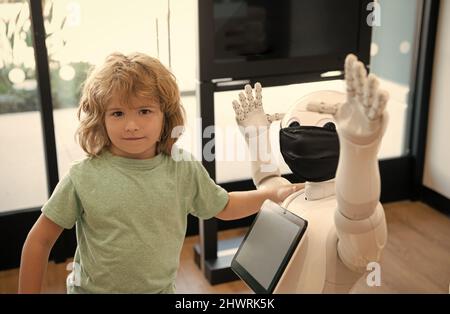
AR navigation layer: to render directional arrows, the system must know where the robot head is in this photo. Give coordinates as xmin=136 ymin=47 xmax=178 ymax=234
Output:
xmin=279 ymin=90 xmax=346 ymax=182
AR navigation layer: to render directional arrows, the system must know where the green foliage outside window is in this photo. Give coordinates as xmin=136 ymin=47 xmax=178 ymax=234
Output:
xmin=0 ymin=2 xmax=91 ymax=114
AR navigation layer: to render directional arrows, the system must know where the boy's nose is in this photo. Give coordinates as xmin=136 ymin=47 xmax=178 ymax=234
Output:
xmin=125 ymin=119 xmax=139 ymax=132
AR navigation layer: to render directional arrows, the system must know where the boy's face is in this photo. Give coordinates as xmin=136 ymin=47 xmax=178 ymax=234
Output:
xmin=105 ymin=95 xmax=164 ymax=159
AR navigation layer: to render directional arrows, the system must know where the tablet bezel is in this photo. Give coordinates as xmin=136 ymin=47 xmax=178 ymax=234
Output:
xmin=231 ymin=201 xmax=308 ymax=294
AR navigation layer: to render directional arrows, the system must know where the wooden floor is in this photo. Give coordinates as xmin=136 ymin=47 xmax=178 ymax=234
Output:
xmin=1 ymin=201 xmax=449 ymax=294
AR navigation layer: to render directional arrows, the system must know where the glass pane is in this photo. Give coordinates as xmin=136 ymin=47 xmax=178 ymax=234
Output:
xmin=370 ymin=0 xmax=421 ymax=157
xmin=169 ymin=0 xmax=197 ymax=92
xmin=0 ymin=0 xmax=48 ymax=212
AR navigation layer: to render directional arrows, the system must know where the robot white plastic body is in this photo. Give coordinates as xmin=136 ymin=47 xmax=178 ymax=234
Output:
xmin=231 ymin=54 xmax=389 ymax=293
xmin=259 ymin=143 xmax=387 ymax=293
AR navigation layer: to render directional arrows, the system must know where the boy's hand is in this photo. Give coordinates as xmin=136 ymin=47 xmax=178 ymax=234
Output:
xmin=217 ymin=183 xmax=304 ymax=221
xmin=267 ymin=183 xmax=304 ymax=204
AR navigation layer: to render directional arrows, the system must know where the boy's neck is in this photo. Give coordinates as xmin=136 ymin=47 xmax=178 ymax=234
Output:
xmin=108 ymin=145 xmax=157 ymax=160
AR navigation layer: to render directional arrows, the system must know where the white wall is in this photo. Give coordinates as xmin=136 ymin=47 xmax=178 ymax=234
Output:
xmin=423 ymin=1 xmax=450 ymax=198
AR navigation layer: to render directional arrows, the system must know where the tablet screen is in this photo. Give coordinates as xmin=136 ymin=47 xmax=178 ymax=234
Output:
xmin=231 ymin=200 xmax=307 ymax=293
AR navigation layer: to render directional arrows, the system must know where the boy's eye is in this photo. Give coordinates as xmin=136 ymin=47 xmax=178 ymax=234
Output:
xmin=112 ymin=111 xmax=123 ymax=117
xmin=140 ymin=109 xmax=152 ymax=115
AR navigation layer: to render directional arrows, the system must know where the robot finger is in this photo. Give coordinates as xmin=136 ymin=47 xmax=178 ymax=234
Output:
xmin=368 ymin=90 xmax=389 ymax=120
xmin=239 ymin=92 xmax=250 ymax=117
xmin=254 ymin=82 xmax=263 ymax=109
xmin=232 ymin=100 xmax=246 ymax=121
xmin=266 ymin=113 xmax=285 ymax=123
xmin=345 ymin=54 xmax=357 ymax=101
xmin=365 ymin=73 xmax=379 ymax=110
xmin=254 ymin=82 xmax=262 ymax=93
xmin=245 ymin=84 xmax=256 ymax=111
xmin=307 ymin=101 xmax=339 ymax=115
xmin=353 ymin=61 xmax=367 ymax=105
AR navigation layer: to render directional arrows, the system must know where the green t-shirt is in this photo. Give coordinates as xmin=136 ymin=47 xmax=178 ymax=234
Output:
xmin=42 ymin=149 xmax=229 ymax=293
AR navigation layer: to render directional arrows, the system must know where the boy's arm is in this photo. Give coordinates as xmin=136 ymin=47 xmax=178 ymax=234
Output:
xmin=216 ymin=184 xmax=303 ymax=221
xmin=19 ymin=214 xmax=64 ymax=293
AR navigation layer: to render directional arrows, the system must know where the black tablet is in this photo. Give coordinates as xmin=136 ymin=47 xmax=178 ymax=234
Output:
xmin=231 ymin=200 xmax=308 ymax=294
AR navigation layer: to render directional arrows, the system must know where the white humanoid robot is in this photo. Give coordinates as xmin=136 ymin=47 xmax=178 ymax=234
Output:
xmin=231 ymin=54 xmax=389 ymax=293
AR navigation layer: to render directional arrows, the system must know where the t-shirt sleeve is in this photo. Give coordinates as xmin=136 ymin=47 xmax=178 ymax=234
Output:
xmin=185 ymin=160 xmax=229 ymax=219
xmin=41 ymin=173 xmax=83 ymax=229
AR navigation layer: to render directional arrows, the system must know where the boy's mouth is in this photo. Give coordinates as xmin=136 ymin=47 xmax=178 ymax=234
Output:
xmin=123 ymin=137 xmax=145 ymax=141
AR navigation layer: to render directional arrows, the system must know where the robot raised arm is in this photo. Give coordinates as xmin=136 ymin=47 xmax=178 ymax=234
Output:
xmin=307 ymin=54 xmax=389 ymax=272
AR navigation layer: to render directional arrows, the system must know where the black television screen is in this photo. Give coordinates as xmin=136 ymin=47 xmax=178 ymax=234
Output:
xmin=198 ymin=0 xmax=372 ymax=82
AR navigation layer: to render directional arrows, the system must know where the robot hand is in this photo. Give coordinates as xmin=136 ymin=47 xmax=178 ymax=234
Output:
xmin=232 ymin=82 xmax=284 ymax=130
xmin=231 ymin=82 xmax=285 ymax=184
xmin=307 ymin=54 xmax=389 ymax=145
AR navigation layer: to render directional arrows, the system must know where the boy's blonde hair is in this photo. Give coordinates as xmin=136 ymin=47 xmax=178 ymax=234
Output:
xmin=76 ymin=52 xmax=185 ymax=157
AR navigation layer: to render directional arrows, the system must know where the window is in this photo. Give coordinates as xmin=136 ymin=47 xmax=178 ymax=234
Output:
xmin=0 ymin=0 xmax=47 ymax=212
